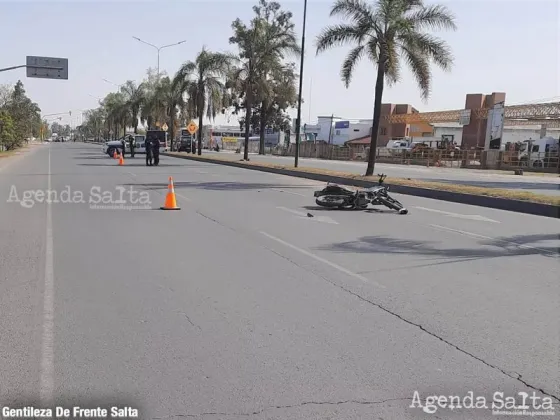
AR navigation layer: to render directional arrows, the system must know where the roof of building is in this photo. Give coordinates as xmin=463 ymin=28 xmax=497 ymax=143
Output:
xmin=346 ymin=136 xmax=371 ymax=145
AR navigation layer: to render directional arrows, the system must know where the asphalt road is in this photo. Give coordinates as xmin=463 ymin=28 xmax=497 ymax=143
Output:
xmin=201 ymin=150 xmax=560 ymax=197
xmin=1 ymin=143 xmax=559 ymax=419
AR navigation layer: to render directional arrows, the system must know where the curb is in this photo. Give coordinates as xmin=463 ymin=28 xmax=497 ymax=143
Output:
xmin=162 ymin=153 xmax=560 ymax=219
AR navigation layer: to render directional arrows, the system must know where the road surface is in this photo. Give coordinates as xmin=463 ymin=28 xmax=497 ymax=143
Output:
xmin=1 ymin=143 xmax=559 ymax=419
xmin=200 ymin=150 xmax=560 ymax=197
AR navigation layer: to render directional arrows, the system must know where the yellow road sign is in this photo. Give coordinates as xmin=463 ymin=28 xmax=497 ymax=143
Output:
xmin=187 ymin=121 xmax=198 ymax=135
xmin=162 ymin=123 xmax=169 ymax=131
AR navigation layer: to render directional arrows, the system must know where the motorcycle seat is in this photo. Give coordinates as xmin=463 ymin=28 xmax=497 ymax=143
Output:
xmin=326 ymin=183 xmax=355 ymax=193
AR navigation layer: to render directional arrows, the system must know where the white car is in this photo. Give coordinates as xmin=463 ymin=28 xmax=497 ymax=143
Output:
xmin=103 ymin=135 xmax=144 ymax=156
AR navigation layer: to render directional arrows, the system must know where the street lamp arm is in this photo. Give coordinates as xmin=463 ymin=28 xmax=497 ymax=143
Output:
xmin=159 ymin=40 xmax=187 ymax=51
xmin=132 ymin=36 xmax=158 ymax=50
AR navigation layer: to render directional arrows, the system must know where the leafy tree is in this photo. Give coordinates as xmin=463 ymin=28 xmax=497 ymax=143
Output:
xmin=229 ymin=0 xmax=300 ymax=159
xmin=0 ymin=110 xmax=17 ymax=150
xmin=316 ymin=0 xmax=456 ymax=175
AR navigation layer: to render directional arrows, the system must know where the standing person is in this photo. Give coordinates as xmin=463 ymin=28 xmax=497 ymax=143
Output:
xmin=152 ymin=136 xmax=161 ymax=166
xmin=121 ymin=138 xmax=126 ymax=158
xmin=145 ymin=137 xmax=153 ymax=166
xmin=128 ymin=135 xmax=136 ymax=158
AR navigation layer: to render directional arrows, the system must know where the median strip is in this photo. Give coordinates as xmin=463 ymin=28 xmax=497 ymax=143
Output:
xmin=164 ymin=152 xmax=560 ymax=217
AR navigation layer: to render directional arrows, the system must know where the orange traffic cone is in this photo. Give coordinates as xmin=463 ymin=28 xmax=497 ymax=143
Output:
xmin=160 ymin=177 xmax=180 ymax=210
xmin=118 ymin=153 xmax=124 ymax=166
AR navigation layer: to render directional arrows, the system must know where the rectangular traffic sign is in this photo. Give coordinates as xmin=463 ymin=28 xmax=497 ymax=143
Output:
xmin=26 ymin=56 xmax=68 ymax=80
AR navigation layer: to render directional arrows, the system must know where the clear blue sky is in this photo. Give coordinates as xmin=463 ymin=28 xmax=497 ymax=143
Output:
xmin=0 ymin=0 xmax=558 ymax=128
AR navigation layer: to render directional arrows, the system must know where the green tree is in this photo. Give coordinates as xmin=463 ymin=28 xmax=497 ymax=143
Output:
xmin=140 ymin=68 xmax=168 ymax=130
xmin=230 ymin=1 xmax=300 ymax=159
xmin=103 ymin=92 xmax=129 ymax=139
xmin=252 ymin=0 xmax=300 ymax=154
xmin=316 ymin=0 xmax=456 ymax=175
xmin=152 ymin=74 xmax=190 ymax=151
xmin=175 ymin=48 xmax=232 ymax=155
xmin=5 ymin=81 xmax=42 ymax=145
xmin=0 ymin=110 xmax=16 ymax=150
xmin=120 ymin=81 xmax=145 ymax=134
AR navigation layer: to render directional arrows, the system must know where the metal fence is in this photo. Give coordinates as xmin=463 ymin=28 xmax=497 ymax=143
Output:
xmin=269 ymin=143 xmax=559 ymax=173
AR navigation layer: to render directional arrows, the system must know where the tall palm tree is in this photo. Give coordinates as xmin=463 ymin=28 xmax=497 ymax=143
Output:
xmin=316 ymin=0 xmax=456 ymax=176
xmin=175 ymin=48 xmax=232 ymax=155
xmin=120 ymin=81 xmax=145 ymax=134
xmin=153 ymin=74 xmax=190 ymax=151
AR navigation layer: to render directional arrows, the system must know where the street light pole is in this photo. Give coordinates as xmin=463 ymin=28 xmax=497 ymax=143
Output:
xmin=294 ymin=0 xmax=308 ymax=168
xmin=102 ymin=78 xmax=125 ymax=89
xmin=132 ymin=36 xmax=187 ymax=79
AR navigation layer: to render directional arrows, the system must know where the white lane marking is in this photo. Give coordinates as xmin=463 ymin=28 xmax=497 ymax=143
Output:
xmin=260 ymin=232 xmax=385 ymax=288
xmin=40 ymin=147 xmax=54 ymax=404
xmin=271 ymin=188 xmax=307 ymax=197
xmin=175 ymin=192 xmax=191 ymax=202
xmin=276 ymin=206 xmax=339 ymax=224
xmin=430 ymin=224 xmax=559 ymax=256
xmin=414 ymin=206 xmax=500 ymax=223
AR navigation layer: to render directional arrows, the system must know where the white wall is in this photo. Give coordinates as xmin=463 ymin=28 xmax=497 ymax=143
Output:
xmin=426 ymin=125 xmax=560 ymax=147
xmin=302 ymin=117 xmax=373 ymax=145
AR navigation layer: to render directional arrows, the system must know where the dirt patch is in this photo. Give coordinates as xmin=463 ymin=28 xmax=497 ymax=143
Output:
xmin=166 ymin=152 xmax=560 ymax=206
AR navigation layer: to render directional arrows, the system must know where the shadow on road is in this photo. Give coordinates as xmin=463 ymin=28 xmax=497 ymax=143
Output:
xmin=423 ymin=178 xmax=560 ymax=192
xmin=302 ymin=205 xmax=401 ymax=214
xmin=122 ymin=181 xmax=320 ymax=191
xmin=77 ymin=163 xmax=187 ymax=167
xmin=316 ymin=233 xmax=560 ymax=264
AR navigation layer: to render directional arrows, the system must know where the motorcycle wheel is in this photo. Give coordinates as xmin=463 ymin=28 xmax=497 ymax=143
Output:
xmin=378 ymin=195 xmax=407 ymax=213
xmin=316 ymin=195 xmax=349 ymax=208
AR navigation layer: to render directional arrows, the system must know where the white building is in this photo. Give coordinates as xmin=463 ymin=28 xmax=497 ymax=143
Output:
xmin=421 ymin=123 xmax=560 ymax=147
xmin=298 ymin=117 xmax=560 ymax=148
xmin=299 ymin=116 xmax=373 ymax=145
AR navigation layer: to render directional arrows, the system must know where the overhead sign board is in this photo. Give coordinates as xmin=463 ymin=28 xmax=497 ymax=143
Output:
xmin=26 ymin=56 xmax=68 ymax=80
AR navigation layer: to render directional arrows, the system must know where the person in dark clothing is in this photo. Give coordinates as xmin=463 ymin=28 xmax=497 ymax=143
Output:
xmin=152 ymin=137 xmax=160 ymax=166
xmin=128 ymin=135 xmax=135 ymax=158
xmin=121 ymin=139 xmax=126 ymax=158
xmin=145 ymin=138 xmax=153 ymax=166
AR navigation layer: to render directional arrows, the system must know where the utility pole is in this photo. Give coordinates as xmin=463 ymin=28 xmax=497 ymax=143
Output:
xmin=294 ymin=0 xmax=308 ymax=168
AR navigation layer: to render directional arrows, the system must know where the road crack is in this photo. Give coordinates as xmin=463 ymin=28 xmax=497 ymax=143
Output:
xmin=151 ymin=397 xmax=410 ymax=418
xmin=178 ymin=311 xmax=202 ymax=331
xmin=259 ymin=243 xmax=560 ymax=403
xmin=184 ymin=205 xmax=560 ymax=403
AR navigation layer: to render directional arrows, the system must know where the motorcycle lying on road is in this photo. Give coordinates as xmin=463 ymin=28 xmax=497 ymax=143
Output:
xmin=313 ymin=174 xmax=408 ymax=214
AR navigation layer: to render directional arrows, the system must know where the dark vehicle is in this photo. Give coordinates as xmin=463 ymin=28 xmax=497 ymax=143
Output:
xmin=313 ymin=174 xmax=408 ymax=214
xmin=178 ymin=140 xmax=193 ymax=153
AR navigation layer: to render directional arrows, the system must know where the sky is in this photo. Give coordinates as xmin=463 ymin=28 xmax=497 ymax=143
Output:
xmin=0 ymin=0 xmax=558 ymax=128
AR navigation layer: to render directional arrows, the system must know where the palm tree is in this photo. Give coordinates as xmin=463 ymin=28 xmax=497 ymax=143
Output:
xmin=120 ymin=81 xmax=145 ymax=134
xmin=175 ymin=48 xmax=232 ymax=155
xmin=153 ymin=74 xmax=190 ymax=151
xmin=316 ymin=0 xmax=457 ymax=176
